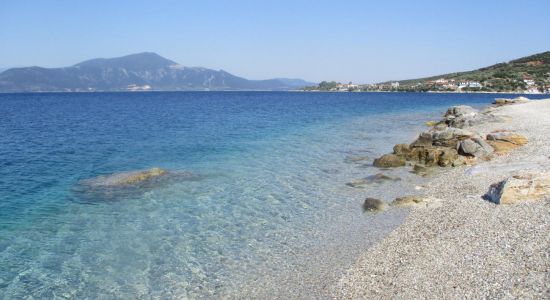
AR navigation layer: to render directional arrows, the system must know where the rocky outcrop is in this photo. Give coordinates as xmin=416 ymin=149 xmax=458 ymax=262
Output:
xmin=486 ymin=173 xmax=550 ymax=204
xmin=373 ymin=154 xmax=406 ymax=168
xmin=372 ymin=101 xmax=522 ymax=171
xmin=362 ymin=198 xmax=386 ymax=212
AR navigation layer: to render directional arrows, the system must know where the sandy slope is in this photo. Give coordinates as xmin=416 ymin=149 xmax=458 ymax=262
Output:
xmin=335 ymin=99 xmax=550 ymax=299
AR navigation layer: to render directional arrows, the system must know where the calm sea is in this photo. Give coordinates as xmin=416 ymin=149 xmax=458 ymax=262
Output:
xmin=1 ymin=92 xmax=546 ymax=298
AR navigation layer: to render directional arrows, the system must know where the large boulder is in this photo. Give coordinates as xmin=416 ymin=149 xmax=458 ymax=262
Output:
xmin=373 ymin=154 xmax=406 ymax=168
xmin=445 ymin=105 xmax=478 ymax=118
xmin=432 ymin=128 xmax=475 ymax=148
xmin=363 ymin=198 xmax=386 ymax=212
xmin=444 ymin=105 xmax=483 ymax=128
xmin=486 ymin=173 xmax=550 ymax=204
xmin=458 ymin=137 xmax=494 ymax=159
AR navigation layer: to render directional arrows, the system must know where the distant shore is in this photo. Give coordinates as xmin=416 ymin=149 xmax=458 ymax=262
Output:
xmin=335 ymin=99 xmax=550 ymax=298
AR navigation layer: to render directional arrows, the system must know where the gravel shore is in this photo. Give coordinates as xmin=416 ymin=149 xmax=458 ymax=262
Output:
xmin=335 ymin=99 xmax=550 ymax=299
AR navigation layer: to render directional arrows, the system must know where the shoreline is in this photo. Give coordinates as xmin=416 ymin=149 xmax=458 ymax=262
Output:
xmin=334 ymin=98 xmax=550 ymax=298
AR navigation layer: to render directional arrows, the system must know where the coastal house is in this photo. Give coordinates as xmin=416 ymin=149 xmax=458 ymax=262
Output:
xmin=524 ymin=79 xmax=536 ymax=86
xmin=458 ymin=81 xmax=483 ymax=89
xmin=391 ymin=82 xmax=400 ymax=88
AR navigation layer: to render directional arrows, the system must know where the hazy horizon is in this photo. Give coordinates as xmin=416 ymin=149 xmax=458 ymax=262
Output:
xmin=1 ymin=0 xmax=549 ymax=84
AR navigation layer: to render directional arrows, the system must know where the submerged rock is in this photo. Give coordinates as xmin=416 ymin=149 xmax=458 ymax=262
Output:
xmin=77 ymin=168 xmax=201 ymax=202
xmin=373 ymin=154 xmax=406 ymax=168
xmin=411 ymin=164 xmax=434 ymax=176
xmin=83 ymin=167 xmax=168 ymax=186
xmin=344 ymin=155 xmax=370 ymax=163
xmin=392 ymin=195 xmax=441 ymax=208
xmin=485 ymin=173 xmax=550 ymax=204
xmin=346 ymin=173 xmax=401 ymax=188
xmin=362 ymin=198 xmax=386 ymax=212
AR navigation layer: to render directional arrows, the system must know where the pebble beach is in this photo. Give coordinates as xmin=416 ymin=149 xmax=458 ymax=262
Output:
xmin=335 ymin=99 xmax=550 ymax=298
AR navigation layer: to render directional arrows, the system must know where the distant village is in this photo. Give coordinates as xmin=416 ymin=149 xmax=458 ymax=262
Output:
xmin=304 ymin=74 xmax=550 ymax=94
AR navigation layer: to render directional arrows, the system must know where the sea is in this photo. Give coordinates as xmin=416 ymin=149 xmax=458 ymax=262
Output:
xmin=0 ymin=92 xmax=546 ymax=298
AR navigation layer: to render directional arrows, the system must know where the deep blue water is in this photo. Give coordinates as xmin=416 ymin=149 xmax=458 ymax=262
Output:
xmin=0 ymin=92 xmax=546 ymax=298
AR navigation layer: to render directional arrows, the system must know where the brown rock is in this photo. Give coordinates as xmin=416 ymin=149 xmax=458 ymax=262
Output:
xmin=438 ymin=148 xmax=459 ymax=167
xmin=392 ymin=196 xmax=442 ymax=208
xmin=486 ymin=173 xmax=550 ymax=204
xmin=486 ymin=132 xmax=528 ymax=145
xmin=362 ymin=198 xmax=386 ymax=212
xmin=410 ymin=132 xmax=433 ymax=148
xmin=393 ymin=143 xmax=411 ymax=157
xmin=407 ymin=147 xmax=442 ymax=167
xmin=487 ymin=140 xmax=520 ymax=154
xmin=373 ymin=154 xmax=406 ymax=168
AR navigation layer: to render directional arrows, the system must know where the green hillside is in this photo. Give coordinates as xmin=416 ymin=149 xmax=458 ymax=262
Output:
xmin=394 ymin=51 xmax=550 ymax=92
xmin=302 ymin=51 xmax=550 ymax=93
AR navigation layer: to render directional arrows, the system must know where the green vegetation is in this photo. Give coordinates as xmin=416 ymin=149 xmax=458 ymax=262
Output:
xmin=302 ymin=81 xmax=341 ymax=91
xmin=394 ymin=51 xmax=550 ymax=93
xmin=303 ymin=51 xmax=550 ymax=93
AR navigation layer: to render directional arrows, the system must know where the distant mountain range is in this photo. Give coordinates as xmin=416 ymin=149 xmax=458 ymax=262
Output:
xmin=0 ymin=52 xmax=315 ymax=92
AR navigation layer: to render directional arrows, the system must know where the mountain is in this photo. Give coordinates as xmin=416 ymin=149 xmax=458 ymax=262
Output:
xmin=391 ymin=51 xmax=550 ymax=92
xmin=0 ymin=52 xmax=315 ymax=92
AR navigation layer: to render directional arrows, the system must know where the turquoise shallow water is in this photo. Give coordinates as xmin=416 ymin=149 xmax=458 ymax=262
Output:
xmin=1 ymin=92 xmax=546 ymax=298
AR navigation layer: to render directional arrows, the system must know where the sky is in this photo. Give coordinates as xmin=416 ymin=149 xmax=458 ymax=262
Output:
xmin=1 ymin=0 xmax=549 ymax=83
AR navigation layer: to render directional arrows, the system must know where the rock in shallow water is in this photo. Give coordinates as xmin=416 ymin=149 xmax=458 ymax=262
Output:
xmin=346 ymin=173 xmax=401 ymax=188
xmin=373 ymin=154 xmax=406 ymax=168
xmin=392 ymin=195 xmax=442 ymax=208
xmin=76 ymin=168 xmax=201 ymax=202
xmin=362 ymin=198 xmax=386 ymax=212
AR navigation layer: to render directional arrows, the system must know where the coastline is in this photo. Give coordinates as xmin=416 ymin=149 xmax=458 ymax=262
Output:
xmin=334 ymin=99 xmax=550 ymax=298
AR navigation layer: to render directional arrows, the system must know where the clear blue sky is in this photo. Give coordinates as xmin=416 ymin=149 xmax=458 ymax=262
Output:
xmin=1 ymin=0 xmax=549 ymax=83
